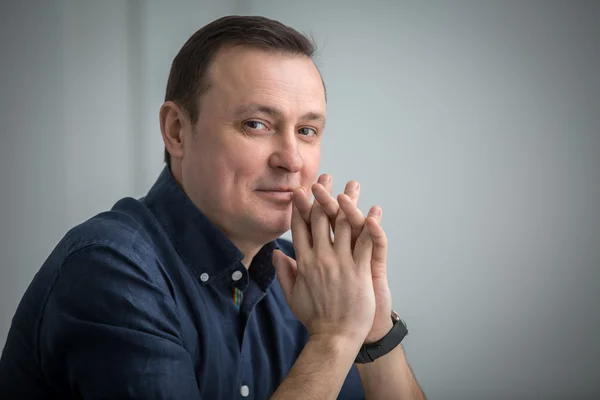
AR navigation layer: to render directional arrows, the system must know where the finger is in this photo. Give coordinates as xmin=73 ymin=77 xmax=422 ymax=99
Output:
xmin=272 ymin=250 xmax=298 ymax=303
xmin=294 ymin=185 xmax=313 ymax=225
xmin=310 ymin=188 xmax=333 ymax=252
xmin=367 ymin=205 xmax=382 ymax=223
xmin=333 ymin=206 xmax=352 ymax=253
xmin=353 ymin=218 xmax=374 ymax=267
xmin=317 ymin=174 xmax=338 ymax=231
xmin=312 ymin=183 xmax=339 ymax=224
xmin=344 ymin=180 xmax=360 ymax=206
xmin=366 ymin=217 xmax=388 ymax=279
xmin=339 ymin=194 xmax=365 ymax=226
xmin=338 ymin=194 xmax=365 ymax=245
xmin=291 ymin=188 xmax=312 ymax=250
xmin=296 ymin=174 xmax=329 ymax=226
xmin=318 ymin=173 xmax=332 ymax=193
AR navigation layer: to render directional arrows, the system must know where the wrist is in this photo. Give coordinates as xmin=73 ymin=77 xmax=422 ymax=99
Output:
xmin=309 ymin=332 xmax=364 ymax=358
xmin=355 ymin=311 xmax=408 ymax=364
xmin=364 ymin=319 xmax=394 ymax=344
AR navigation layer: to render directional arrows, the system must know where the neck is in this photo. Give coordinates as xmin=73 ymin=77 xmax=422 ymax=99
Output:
xmin=226 ymin=231 xmax=275 ymax=270
xmin=240 ymin=248 xmax=259 ymax=269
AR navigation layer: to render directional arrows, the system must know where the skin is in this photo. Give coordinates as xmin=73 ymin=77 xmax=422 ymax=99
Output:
xmin=159 ymin=45 xmax=426 ymax=399
xmin=292 ymin=176 xmax=394 ymax=343
xmin=273 ymin=186 xmax=427 ymax=400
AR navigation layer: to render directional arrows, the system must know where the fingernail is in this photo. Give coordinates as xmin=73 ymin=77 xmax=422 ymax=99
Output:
xmin=351 ymin=181 xmax=359 ymax=190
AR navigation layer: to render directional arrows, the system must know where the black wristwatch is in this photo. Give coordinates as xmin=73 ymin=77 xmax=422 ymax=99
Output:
xmin=355 ymin=311 xmax=408 ymax=364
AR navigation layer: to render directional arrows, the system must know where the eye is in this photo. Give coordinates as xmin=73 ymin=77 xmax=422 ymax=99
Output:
xmin=298 ymin=127 xmax=317 ymax=137
xmin=244 ymin=120 xmax=268 ymax=131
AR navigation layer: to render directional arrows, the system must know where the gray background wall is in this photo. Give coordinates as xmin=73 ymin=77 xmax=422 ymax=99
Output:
xmin=1 ymin=1 xmax=598 ymax=398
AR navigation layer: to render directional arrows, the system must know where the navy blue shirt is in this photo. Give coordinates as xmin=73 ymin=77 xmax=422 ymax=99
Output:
xmin=0 ymin=167 xmax=365 ymax=399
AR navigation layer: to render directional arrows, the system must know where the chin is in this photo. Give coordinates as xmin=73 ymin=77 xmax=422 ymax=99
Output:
xmin=263 ymin=221 xmax=291 ymax=238
xmin=254 ymin=216 xmax=291 ymax=240
xmin=244 ymin=204 xmax=292 ymax=241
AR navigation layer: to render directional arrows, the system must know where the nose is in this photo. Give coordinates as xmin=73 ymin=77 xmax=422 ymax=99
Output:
xmin=268 ymin=132 xmax=304 ymax=173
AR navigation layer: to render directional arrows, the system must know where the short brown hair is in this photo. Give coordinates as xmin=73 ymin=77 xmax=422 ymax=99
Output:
xmin=163 ymin=15 xmax=321 ymax=167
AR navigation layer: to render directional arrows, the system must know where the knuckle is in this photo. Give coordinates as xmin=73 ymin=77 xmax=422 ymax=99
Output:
xmin=335 ymin=207 xmax=347 ymax=220
xmin=322 ymin=199 xmax=335 ymax=213
xmin=379 ymin=234 xmax=388 ymax=247
xmin=348 ymin=214 xmax=363 ymax=227
xmin=311 ymin=203 xmax=324 ymax=218
xmin=335 ymin=214 xmax=349 ymax=229
xmin=373 ymin=227 xmax=387 ymax=243
xmin=373 ymin=254 xmax=386 ymax=263
xmin=355 ymin=234 xmax=370 ymax=249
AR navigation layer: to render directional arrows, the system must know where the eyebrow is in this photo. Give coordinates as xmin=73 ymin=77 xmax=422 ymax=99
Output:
xmin=233 ymin=104 xmax=326 ymax=125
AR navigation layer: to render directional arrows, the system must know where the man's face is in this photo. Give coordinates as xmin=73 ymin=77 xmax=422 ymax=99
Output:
xmin=179 ymin=46 xmax=326 ymax=244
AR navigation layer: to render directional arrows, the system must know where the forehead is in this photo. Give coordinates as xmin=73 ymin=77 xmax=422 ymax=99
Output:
xmin=204 ymin=46 xmax=326 ymax=117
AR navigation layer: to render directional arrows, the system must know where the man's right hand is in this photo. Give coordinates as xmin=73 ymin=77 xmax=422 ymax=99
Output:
xmin=272 ymin=184 xmax=378 ymax=346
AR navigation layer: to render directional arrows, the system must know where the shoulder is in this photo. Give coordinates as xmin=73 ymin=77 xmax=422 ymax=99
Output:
xmin=60 ymin=197 xmax=157 ymax=263
xmin=44 ymin=200 xmax=178 ymax=334
xmin=46 ymin=197 xmax=171 ymax=301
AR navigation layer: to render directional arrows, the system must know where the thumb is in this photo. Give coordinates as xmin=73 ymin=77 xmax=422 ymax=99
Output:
xmin=272 ymin=250 xmax=297 ymax=302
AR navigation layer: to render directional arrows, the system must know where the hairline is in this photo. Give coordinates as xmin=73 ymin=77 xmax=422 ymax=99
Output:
xmin=188 ymin=44 xmax=327 ymax=125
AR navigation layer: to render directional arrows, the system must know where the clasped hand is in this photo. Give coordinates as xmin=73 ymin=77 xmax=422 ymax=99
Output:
xmin=273 ymin=174 xmax=393 ymax=346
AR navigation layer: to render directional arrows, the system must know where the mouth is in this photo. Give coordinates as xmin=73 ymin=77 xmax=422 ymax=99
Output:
xmin=255 ymin=189 xmax=295 ymax=202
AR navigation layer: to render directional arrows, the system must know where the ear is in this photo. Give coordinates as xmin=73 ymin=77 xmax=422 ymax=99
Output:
xmin=159 ymin=101 xmax=189 ymax=161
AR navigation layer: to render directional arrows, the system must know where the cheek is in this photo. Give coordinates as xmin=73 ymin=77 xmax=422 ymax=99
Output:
xmin=301 ymin=147 xmax=321 ymax=183
xmin=220 ymin=141 xmax=269 ymax=186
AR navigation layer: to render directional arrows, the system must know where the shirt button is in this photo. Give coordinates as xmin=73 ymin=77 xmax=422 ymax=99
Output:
xmin=240 ymin=385 xmax=250 ymax=397
xmin=200 ymin=272 xmax=209 ymax=282
xmin=231 ymin=270 xmax=243 ymax=281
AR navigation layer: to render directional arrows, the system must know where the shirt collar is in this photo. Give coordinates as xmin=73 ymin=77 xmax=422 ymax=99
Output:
xmin=141 ymin=166 xmax=279 ymax=286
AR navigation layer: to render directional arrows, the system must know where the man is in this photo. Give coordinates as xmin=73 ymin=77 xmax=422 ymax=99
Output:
xmin=0 ymin=15 xmax=426 ymax=399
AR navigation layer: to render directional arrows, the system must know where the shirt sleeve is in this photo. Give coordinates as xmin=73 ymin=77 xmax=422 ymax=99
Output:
xmin=39 ymin=244 xmax=201 ymax=399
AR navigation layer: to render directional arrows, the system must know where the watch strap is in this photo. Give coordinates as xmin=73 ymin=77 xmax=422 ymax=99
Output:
xmin=355 ymin=311 xmax=408 ymax=364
